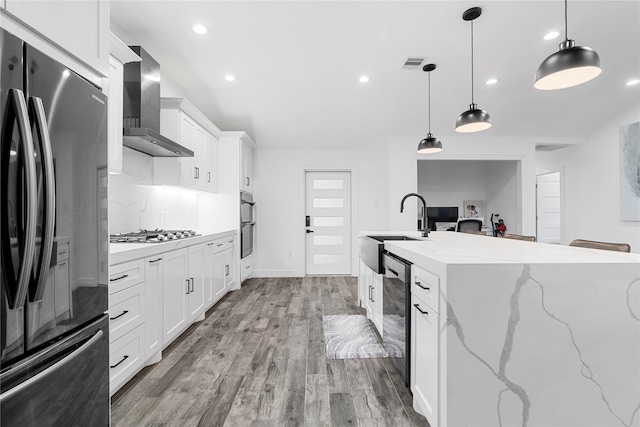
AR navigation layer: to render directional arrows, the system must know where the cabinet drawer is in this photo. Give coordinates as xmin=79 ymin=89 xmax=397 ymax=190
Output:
xmin=241 ymin=254 xmax=253 ymax=282
xmin=412 ymin=266 xmax=440 ymax=313
xmin=109 ymin=259 xmax=145 ymax=293
xmin=56 ymin=242 xmax=69 ymax=261
xmin=208 ymin=235 xmax=234 ymax=253
xmin=109 ymin=282 xmax=145 ymax=342
xmin=109 ymin=323 xmax=145 ymax=396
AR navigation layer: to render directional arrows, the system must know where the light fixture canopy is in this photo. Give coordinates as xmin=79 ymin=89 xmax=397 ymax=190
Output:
xmin=455 ymin=7 xmax=491 ymax=133
xmin=534 ymin=0 xmax=601 ymax=90
xmin=418 ymin=63 xmax=443 ymax=154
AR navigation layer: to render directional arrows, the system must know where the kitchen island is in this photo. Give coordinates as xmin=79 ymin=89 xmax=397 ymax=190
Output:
xmin=385 ymin=232 xmax=640 ymax=427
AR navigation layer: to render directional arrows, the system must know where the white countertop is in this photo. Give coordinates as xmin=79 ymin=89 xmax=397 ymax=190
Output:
xmin=109 ymin=230 xmax=236 ymax=265
xmin=382 ymin=231 xmax=640 ymax=265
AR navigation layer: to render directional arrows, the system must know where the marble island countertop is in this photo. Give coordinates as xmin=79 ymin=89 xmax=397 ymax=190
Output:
xmin=110 ymin=229 xmax=236 ymax=265
xmin=384 ymin=230 xmax=640 ymax=266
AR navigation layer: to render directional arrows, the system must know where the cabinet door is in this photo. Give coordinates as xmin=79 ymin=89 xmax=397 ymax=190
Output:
xmin=241 ymin=142 xmax=253 ymax=192
xmin=145 ymin=256 xmax=163 ymax=359
xmin=162 ymin=249 xmax=189 ymax=347
xmin=187 ymin=244 xmax=206 ymax=321
xmin=5 ymin=0 xmax=109 ymax=76
xmin=204 ymin=132 xmax=218 ymax=192
xmin=53 ymin=260 xmax=70 ymax=318
xmin=178 ymin=113 xmax=197 ymax=188
xmin=36 ymin=273 xmax=56 ymax=330
xmin=212 ymin=250 xmax=226 ymax=302
xmin=192 ymin=125 xmax=206 ymax=189
xmin=223 ymin=247 xmax=236 ymax=291
xmin=411 ymin=294 xmax=439 ymax=425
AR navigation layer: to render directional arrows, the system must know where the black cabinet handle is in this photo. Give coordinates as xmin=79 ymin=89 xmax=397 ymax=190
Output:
xmin=225 ymin=265 xmax=229 ymax=276
xmin=207 ymin=172 xmax=211 ymax=182
xmin=110 ymin=274 xmax=128 ymax=282
xmin=110 ymin=310 xmax=129 ymax=320
xmin=110 ymin=355 xmax=129 ymax=369
xmin=414 ymin=304 xmax=429 ymax=315
xmin=149 ymin=258 xmax=163 ymax=263
xmin=190 ymin=278 xmax=194 ymax=293
xmin=186 ymin=279 xmax=190 ymax=294
xmin=388 ymin=267 xmax=398 ymax=276
xmin=415 ymin=281 xmax=430 ymax=291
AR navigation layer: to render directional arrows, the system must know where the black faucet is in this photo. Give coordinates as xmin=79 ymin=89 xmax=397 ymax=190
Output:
xmin=400 ymin=193 xmax=429 ymax=237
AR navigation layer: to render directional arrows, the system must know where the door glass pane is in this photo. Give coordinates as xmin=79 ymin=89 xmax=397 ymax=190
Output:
xmin=313 ymin=198 xmax=344 ymax=208
xmin=314 ymin=254 xmax=343 ymax=264
xmin=313 ymin=217 xmax=343 ymax=227
xmin=313 ymin=179 xmax=343 ymax=190
xmin=313 ymin=235 xmax=343 ymax=246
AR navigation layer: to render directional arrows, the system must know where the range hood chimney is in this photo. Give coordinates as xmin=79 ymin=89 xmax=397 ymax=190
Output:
xmin=122 ymin=46 xmax=193 ymax=157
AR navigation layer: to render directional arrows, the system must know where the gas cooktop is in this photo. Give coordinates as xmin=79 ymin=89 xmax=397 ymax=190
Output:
xmin=110 ymin=229 xmax=199 ymax=243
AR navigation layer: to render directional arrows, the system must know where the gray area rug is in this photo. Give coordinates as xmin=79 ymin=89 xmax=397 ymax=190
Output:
xmin=323 ymin=315 xmax=387 ymax=359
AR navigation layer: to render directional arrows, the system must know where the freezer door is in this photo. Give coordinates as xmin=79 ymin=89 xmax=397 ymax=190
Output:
xmin=1 ymin=29 xmax=33 ymax=364
xmin=0 ymin=315 xmax=109 ymax=426
xmin=24 ymin=44 xmax=108 ymax=352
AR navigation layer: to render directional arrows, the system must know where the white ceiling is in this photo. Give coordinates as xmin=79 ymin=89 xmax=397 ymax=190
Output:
xmin=110 ymin=1 xmax=640 ymax=150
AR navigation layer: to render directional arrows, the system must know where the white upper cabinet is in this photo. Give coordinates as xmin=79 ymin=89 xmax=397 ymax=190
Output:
xmin=2 ymin=0 xmax=109 ymax=78
xmin=154 ymin=98 xmax=220 ymax=193
xmin=106 ymin=34 xmax=141 ymax=175
xmin=241 ymin=142 xmax=253 ymax=193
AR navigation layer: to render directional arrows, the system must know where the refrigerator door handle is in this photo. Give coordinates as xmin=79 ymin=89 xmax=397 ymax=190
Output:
xmin=1 ymin=89 xmax=38 ymax=309
xmin=0 ymin=329 xmax=104 ymax=403
xmin=28 ymin=97 xmax=56 ymax=302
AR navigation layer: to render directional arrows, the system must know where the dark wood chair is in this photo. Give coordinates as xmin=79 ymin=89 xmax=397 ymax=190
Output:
xmin=503 ymin=233 xmax=536 ymax=242
xmin=569 ymin=239 xmax=630 ymax=253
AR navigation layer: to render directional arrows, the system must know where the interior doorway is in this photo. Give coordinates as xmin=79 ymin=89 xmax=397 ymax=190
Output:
xmin=304 ymin=171 xmax=351 ymax=275
xmin=536 ymin=170 xmax=562 ymax=243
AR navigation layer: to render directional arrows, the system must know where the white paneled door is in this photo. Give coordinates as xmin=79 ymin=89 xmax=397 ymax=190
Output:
xmin=536 ymin=171 xmax=561 ymax=243
xmin=305 ymin=171 xmax=351 ymax=275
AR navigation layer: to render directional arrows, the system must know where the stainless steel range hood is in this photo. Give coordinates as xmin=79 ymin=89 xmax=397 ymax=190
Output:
xmin=122 ymin=46 xmax=193 ymax=157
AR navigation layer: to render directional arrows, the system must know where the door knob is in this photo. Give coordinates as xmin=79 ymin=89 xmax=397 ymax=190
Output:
xmin=306 ymin=229 xmax=314 ymax=233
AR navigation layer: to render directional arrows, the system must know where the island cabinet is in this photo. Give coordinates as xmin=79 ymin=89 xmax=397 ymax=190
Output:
xmin=386 ymin=232 xmax=640 ymax=427
xmin=358 ymin=259 xmax=383 ymax=334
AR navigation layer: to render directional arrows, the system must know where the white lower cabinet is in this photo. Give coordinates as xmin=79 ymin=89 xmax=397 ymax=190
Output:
xmin=359 ymin=259 xmax=383 ymax=335
xmin=187 ymin=244 xmax=206 ymax=321
xmin=145 ymin=256 xmax=163 ymax=362
xmin=411 ymin=266 xmax=440 ymax=426
xmin=109 ymin=233 xmax=238 ymax=395
xmin=161 ymin=248 xmax=189 ymax=347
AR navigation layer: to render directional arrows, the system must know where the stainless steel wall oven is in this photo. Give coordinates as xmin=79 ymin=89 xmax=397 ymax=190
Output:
xmin=240 ymin=192 xmax=255 ymax=259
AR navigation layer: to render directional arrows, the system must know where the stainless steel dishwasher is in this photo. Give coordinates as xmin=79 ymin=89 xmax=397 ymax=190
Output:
xmin=382 ymin=252 xmax=412 ymax=387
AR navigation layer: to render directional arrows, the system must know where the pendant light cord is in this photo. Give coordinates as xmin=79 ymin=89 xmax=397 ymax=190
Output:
xmin=564 ymin=0 xmax=569 ymax=40
xmin=470 ymin=20 xmax=475 ymax=105
xmin=428 ymin=71 xmax=431 ymax=134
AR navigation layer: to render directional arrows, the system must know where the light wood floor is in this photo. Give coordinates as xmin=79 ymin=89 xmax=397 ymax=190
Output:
xmin=111 ymin=276 xmax=430 ymax=427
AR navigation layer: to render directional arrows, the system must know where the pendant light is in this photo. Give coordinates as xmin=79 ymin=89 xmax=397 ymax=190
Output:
xmin=455 ymin=7 xmax=491 ymax=133
xmin=534 ymin=0 xmax=601 ymax=90
xmin=417 ymin=64 xmax=443 ymax=154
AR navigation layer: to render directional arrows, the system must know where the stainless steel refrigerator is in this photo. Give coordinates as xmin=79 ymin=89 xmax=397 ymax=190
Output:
xmin=1 ymin=29 xmax=109 ymax=426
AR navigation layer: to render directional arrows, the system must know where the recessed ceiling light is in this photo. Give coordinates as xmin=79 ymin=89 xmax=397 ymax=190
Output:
xmin=626 ymin=79 xmax=640 ymax=86
xmin=224 ymin=75 xmax=236 ymax=82
xmin=192 ymin=24 xmax=208 ymax=35
xmin=544 ymin=31 xmax=560 ymax=40
xmin=359 ymin=76 xmax=370 ymax=83
xmin=486 ymin=78 xmax=498 ymax=85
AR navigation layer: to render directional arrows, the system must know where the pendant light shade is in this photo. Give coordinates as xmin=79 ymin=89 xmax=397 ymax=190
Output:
xmin=417 ymin=63 xmax=443 ymax=154
xmin=455 ymin=7 xmax=491 ymax=133
xmin=534 ymin=1 xmax=601 ymax=90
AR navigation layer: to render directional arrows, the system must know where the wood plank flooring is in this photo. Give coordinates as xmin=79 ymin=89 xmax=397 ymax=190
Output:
xmin=111 ymin=276 xmax=430 ymax=427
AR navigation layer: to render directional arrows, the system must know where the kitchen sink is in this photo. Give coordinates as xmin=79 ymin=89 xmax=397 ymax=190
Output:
xmin=360 ymin=235 xmax=420 ymax=273
xmin=366 ymin=235 xmax=420 ymax=242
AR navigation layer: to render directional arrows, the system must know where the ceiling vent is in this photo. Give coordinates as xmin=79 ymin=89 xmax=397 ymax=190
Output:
xmin=403 ymin=57 xmax=425 ymax=70
xmin=535 ymin=144 xmax=572 ymax=151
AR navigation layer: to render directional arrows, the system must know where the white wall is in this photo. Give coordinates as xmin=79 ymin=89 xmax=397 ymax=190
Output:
xmin=389 ymin=136 xmax=538 ymax=235
xmin=253 ymin=148 xmax=388 ymax=277
xmin=484 ymin=160 xmax=518 ymax=233
xmin=536 ymin=104 xmax=640 ymax=252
